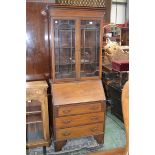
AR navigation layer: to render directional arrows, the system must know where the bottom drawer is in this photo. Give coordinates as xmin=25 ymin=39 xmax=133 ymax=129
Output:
xmin=56 ymin=123 xmax=103 ymax=141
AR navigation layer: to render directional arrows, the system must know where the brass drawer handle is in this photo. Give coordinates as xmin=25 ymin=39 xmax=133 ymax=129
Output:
xmin=62 ymin=120 xmax=72 ymax=124
xmin=62 ymin=131 xmax=71 ymax=136
xmin=63 ymin=109 xmax=71 ymax=114
xmin=91 ymin=116 xmax=98 ymax=121
xmin=89 ymin=106 xmax=99 ymax=111
xmin=90 ymin=128 xmax=97 ymax=132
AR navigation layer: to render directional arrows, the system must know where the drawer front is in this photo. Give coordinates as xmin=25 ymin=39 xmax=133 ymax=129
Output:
xmin=55 ymin=112 xmax=104 ymax=129
xmin=57 ymin=102 xmax=102 ymax=116
xmin=56 ymin=123 xmax=103 ymax=141
xmin=26 ymin=88 xmax=45 ymax=97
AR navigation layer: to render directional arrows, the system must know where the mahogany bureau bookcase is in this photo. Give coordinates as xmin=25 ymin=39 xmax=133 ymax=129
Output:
xmin=26 ymin=81 xmax=50 ymax=153
xmin=48 ymin=4 xmax=106 ymax=151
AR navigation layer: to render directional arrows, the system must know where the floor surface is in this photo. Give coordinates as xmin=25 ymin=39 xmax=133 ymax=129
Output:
xmin=27 ymin=109 xmax=126 ymax=155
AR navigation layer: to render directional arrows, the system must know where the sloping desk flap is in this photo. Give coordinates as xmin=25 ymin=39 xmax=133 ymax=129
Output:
xmin=52 ymin=80 xmax=106 ymax=106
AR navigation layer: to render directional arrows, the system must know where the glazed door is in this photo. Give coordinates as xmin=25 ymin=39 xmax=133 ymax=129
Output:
xmin=80 ymin=20 xmax=100 ymax=78
xmin=53 ymin=19 xmax=76 ymax=80
xmin=26 ymin=100 xmax=44 ymax=144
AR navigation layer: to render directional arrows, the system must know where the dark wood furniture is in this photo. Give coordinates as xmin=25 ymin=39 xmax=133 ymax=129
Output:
xmin=26 ymin=81 xmax=50 ymax=153
xmin=109 ymin=83 xmax=123 ymax=122
xmin=88 ymin=81 xmax=129 ymax=155
xmin=48 ymin=5 xmax=106 ymax=151
xmin=26 ymin=2 xmax=50 ymax=81
xmin=121 ymin=27 xmax=129 ymax=46
xmin=102 ymin=64 xmax=128 ymax=122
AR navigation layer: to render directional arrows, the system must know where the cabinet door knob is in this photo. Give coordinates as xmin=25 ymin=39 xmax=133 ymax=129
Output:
xmin=63 ymin=109 xmax=71 ymax=114
xmin=62 ymin=131 xmax=71 ymax=136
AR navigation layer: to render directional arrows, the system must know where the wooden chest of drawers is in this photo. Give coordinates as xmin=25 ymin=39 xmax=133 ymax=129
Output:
xmin=51 ymin=80 xmax=106 ymax=151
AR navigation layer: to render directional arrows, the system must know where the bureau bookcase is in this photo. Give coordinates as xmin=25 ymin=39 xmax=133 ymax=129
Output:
xmin=48 ymin=4 xmax=106 ymax=151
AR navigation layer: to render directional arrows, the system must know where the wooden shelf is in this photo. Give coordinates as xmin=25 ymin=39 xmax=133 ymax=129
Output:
xmin=26 ymin=111 xmax=41 ymax=115
xmin=55 ymin=47 xmax=75 ymax=49
xmin=26 ymin=121 xmax=42 ymax=125
xmin=26 ymin=139 xmax=49 ymax=148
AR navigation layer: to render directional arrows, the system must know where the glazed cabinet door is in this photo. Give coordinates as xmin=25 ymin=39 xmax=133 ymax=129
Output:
xmin=80 ymin=20 xmax=100 ymax=78
xmin=26 ymin=100 xmax=44 ymax=144
xmin=53 ymin=19 xmax=76 ymax=80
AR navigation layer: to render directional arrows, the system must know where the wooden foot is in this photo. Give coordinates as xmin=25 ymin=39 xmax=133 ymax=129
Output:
xmin=94 ymin=134 xmax=104 ymax=144
xmin=54 ymin=140 xmax=67 ymax=152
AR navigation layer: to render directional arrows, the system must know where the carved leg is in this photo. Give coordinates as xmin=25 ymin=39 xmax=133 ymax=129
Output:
xmin=54 ymin=140 xmax=67 ymax=152
xmin=94 ymin=134 xmax=104 ymax=144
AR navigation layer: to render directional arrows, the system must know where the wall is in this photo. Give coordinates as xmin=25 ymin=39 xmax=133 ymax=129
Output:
xmin=110 ymin=0 xmax=128 ymax=24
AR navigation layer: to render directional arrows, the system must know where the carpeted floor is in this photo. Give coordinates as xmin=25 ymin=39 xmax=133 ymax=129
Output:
xmin=27 ymin=110 xmax=126 ymax=155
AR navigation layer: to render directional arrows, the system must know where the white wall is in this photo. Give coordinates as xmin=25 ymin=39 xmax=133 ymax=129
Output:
xmin=111 ymin=3 xmax=126 ymax=24
xmin=126 ymin=0 xmax=129 ymax=21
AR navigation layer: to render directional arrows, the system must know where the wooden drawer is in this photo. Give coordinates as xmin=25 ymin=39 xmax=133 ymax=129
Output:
xmin=26 ymin=88 xmax=45 ymax=96
xmin=56 ymin=123 xmax=103 ymax=141
xmin=57 ymin=102 xmax=103 ymax=116
xmin=55 ymin=112 xmax=104 ymax=129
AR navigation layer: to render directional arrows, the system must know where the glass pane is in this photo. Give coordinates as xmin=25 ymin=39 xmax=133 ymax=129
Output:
xmin=26 ymin=100 xmax=44 ymax=143
xmin=54 ymin=19 xmax=76 ymax=79
xmin=80 ymin=20 xmax=100 ymax=77
xmin=26 ymin=123 xmax=44 ymax=143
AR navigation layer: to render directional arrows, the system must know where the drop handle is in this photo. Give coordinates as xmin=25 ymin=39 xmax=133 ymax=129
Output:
xmin=89 ymin=106 xmax=99 ymax=111
xmin=62 ymin=120 xmax=72 ymax=124
xmin=62 ymin=131 xmax=71 ymax=136
xmin=63 ymin=109 xmax=71 ymax=114
xmin=91 ymin=116 xmax=98 ymax=121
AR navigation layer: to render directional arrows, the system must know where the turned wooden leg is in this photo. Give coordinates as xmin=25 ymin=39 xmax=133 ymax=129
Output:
xmin=94 ymin=134 xmax=104 ymax=144
xmin=54 ymin=140 xmax=67 ymax=152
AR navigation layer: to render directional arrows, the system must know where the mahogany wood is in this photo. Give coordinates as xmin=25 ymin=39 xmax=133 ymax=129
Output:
xmin=49 ymin=5 xmax=105 ymax=82
xmin=75 ymin=18 xmax=81 ymax=80
xmin=49 ymin=5 xmax=107 ymax=151
xmin=52 ymin=80 xmax=106 ymax=151
xmin=94 ymin=134 xmax=104 ymax=144
xmin=57 ymin=102 xmax=102 ymax=116
xmin=52 ymin=80 xmax=106 ymax=105
xmin=56 ymin=123 xmax=103 ymax=141
xmin=48 ymin=5 xmax=105 ymax=18
xmin=26 ymin=2 xmax=50 ymax=81
xmin=54 ymin=140 xmax=67 ymax=152
xmin=55 ymin=112 xmax=104 ymax=129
